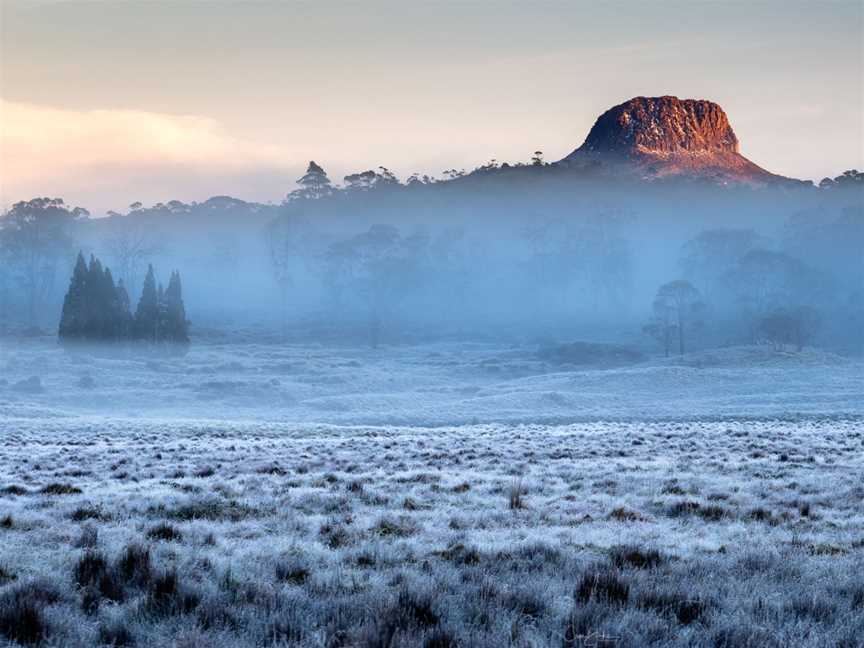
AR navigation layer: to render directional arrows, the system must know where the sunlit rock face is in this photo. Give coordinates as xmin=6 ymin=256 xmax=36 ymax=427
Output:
xmin=561 ymin=96 xmax=787 ymax=185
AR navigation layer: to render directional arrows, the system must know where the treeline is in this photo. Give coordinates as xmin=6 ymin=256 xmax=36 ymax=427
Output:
xmin=59 ymin=253 xmax=189 ymax=349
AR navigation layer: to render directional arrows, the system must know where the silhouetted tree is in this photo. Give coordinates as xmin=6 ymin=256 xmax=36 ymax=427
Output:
xmin=325 ymin=224 xmax=428 ymax=347
xmin=58 ymin=253 xmax=89 ymax=343
xmin=134 ymin=265 xmax=159 ymax=342
xmin=818 ymin=169 xmax=863 ymax=190
xmin=648 ymin=280 xmax=703 ymax=356
xmin=115 ymin=278 xmax=133 ymax=339
xmin=163 ymin=271 xmax=189 ymax=347
xmin=289 ymin=161 xmax=333 ymax=202
xmin=59 ymin=252 xmax=140 ymax=346
xmin=0 ymin=198 xmax=86 ymax=328
xmin=758 ymin=306 xmax=821 ymax=351
xmin=643 ymin=296 xmax=675 ymax=357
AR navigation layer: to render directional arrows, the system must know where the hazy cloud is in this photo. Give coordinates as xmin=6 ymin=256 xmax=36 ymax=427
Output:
xmin=0 ymin=100 xmax=295 ymax=212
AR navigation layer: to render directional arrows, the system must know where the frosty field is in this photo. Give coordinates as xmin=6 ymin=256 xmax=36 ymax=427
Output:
xmin=1 ymin=338 xmax=863 ymax=647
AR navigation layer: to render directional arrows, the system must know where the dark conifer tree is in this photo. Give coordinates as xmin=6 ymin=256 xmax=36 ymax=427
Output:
xmin=156 ymin=283 xmax=167 ymax=343
xmin=115 ymin=279 xmax=133 ymax=340
xmin=134 ymin=264 xmax=159 ymax=342
xmin=58 ymin=252 xmax=88 ymax=344
xmin=164 ymin=271 xmax=190 ymax=345
xmin=84 ymin=255 xmax=105 ymax=340
xmin=60 ymin=256 xmax=190 ymax=349
xmin=102 ymin=267 xmax=121 ymax=340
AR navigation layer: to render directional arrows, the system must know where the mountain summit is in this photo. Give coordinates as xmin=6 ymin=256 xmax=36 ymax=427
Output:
xmin=560 ymin=96 xmax=784 ymax=185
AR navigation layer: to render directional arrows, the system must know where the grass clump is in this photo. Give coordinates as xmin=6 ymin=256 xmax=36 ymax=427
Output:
xmin=146 ymin=523 xmax=183 ymax=542
xmin=40 ymin=483 xmax=82 ymax=496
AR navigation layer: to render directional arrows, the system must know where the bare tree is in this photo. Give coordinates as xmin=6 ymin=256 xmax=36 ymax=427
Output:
xmin=648 ymin=280 xmax=703 ymax=356
xmin=103 ymin=217 xmax=162 ymax=298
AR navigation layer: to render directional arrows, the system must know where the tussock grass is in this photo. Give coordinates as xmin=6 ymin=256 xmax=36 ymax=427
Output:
xmin=0 ymin=416 xmax=861 ymax=647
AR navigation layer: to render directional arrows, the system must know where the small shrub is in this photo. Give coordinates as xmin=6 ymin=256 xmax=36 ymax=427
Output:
xmin=274 ymin=557 xmax=310 ymax=585
xmin=850 ymin=585 xmax=864 ymax=609
xmin=562 ymin=601 xmax=616 ymax=648
xmin=505 ymin=587 xmax=547 ymax=618
xmin=73 ymin=550 xmax=124 ymax=602
xmin=373 ymin=517 xmax=415 ymax=537
xmin=636 ymin=589 xmax=708 ymax=625
xmin=0 ymin=584 xmax=49 ymax=645
xmin=194 ymin=466 xmax=216 ymax=478
xmin=158 ymin=498 xmax=255 ymax=522
xmin=0 ymin=566 xmax=16 ymax=585
xmin=424 ymin=628 xmax=458 ymax=648
xmin=435 ymin=543 xmax=481 ymax=566
xmin=576 ymin=569 xmax=629 ymax=605
xmin=146 ymin=569 xmax=200 ymax=617
xmin=609 ymin=506 xmax=644 ymax=522
xmin=785 ymin=594 xmax=837 ymax=623
xmin=40 ymin=483 xmax=82 ymax=495
xmin=196 ymin=595 xmax=238 ymax=630
xmin=0 ymin=514 xmax=12 ymax=529
xmin=1 ymin=485 xmax=29 ymax=496
xmin=81 ymin=586 xmax=101 ymax=615
xmin=395 ymin=589 xmax=439 ymax=628
xmin=76 ymin=524 xmax=99 ymax=548
xmin=508 ymin=479 xmax=526 ymax=510
xmin=98 ymin=617 xmax=136 ymax=646
xmin=320 ymin=521 xmax=352 ymax=549
xmin=668 ymin=500 xmax=728 ymax=521
xmin=609 ymin=545 xmax=664 ymax=569
xmin=147 ymin=523 xmax=183 ymax=542
xmin=747 ymin=507 xmax=774 ymax=523
xmin=116 ymin=544 xmax=151 ymax=586
xmin=74 ymin=550 xmax=108 ymax=588
xmin=70 ymin=504 xmax=104 ymax=521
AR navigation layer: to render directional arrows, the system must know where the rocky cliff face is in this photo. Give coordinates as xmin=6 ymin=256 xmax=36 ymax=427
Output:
xmin=561 ymin=96 xmax=784 ymax=185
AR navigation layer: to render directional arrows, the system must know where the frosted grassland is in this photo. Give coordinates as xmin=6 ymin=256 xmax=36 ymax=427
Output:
xmin=0 ymin=337 xmax=863 ymax=647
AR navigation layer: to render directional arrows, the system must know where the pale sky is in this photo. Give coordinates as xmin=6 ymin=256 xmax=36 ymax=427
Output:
xmin=1 ymin=0 xmax=862 ymax=214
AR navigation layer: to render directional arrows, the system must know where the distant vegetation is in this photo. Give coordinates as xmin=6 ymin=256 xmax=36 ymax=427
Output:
xmin=0 ymin=163 xmax=861 ymax=354
xmin=58 ymin=253 xmax=189 ymax=350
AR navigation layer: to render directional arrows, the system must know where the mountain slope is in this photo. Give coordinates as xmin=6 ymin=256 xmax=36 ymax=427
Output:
xmin=559 ymin=96 xmax=789 ymax=185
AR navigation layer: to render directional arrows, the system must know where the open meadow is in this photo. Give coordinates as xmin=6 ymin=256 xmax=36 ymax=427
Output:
xmin=1 ymin=338 xmax=863 ymax=647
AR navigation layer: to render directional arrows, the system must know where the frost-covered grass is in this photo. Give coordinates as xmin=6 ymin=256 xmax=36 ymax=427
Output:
xmin=0 ymin=339 xmax=862 ymax=646
xmin=1 ymin=418 xmax=862 ymax=647
xmin=1 ymin=337 xmax=861 ymax=425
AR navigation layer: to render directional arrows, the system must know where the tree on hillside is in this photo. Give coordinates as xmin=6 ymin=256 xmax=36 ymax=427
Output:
xmin=645 ymin=280 xmax=703 ymax=356
xmin=289 ymin=161 xmax=334 ymax=202
xmin=0 ymin=198 xmax=86 ymax=328
xmin=343 ymin=167 xmax=400 ymax=192
xmin=818 ymin=169 xmax=863 ymax=190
